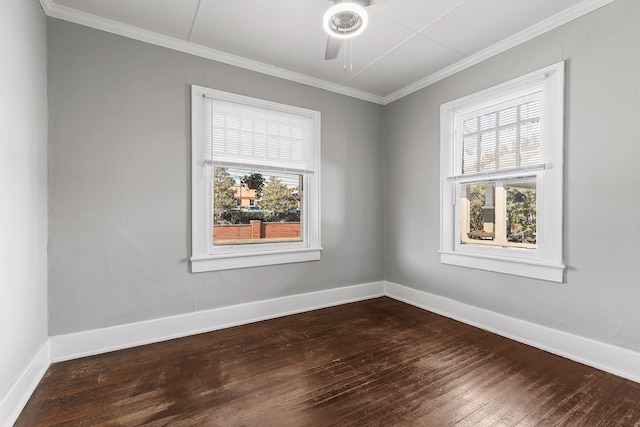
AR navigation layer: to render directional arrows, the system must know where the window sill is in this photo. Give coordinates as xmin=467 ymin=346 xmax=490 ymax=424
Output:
xmin=191 ymin=247 xmax=322 ymax=272
xmin=439 ymin=250 xmax=565 ymax=283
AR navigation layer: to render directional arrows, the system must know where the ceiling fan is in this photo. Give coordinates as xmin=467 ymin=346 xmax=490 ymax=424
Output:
xmin=322 ymin=0 xmax=385 ymax=60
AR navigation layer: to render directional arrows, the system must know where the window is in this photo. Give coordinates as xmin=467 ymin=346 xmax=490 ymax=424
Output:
xmin=440 ymin=62 xmax=565 ymax=282
xmin=191 ymin=86 xmax=321 ymax=272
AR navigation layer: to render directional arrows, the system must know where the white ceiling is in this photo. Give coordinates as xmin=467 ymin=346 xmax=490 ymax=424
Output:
xmin=40 ymin=0 xmax=615 ymax=104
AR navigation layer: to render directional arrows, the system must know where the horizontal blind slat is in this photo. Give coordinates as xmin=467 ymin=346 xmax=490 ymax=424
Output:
xmin=459 ymin=92 xmax=545 ymax=176
xmin=205 ymin=97 xmax=315 ymax=173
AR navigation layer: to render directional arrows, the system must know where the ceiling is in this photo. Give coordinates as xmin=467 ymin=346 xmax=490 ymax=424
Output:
xmin=39 ymin=0 xmax=615 ymax=104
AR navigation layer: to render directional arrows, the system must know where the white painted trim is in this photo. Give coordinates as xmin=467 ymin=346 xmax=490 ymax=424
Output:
xmin=382 ymin=0 xmax=617 ymax=104
xmin=384 ymin=281 xmax=640 ymax=384
xmin=50 ymin=282 xmax=385 ymax=362
xmin=0 ymin=341 xmax=50 ymax=427
xmin=38 ymin=0 xmax=616 ymax=105
xmin=439 ymin=62 xmax=565 ymax=283
xmin=190 ymin=85 xmax=322 ymax=272
xmin=439 ymin=251 xmax=565 ymax=283
xmin=191 ymin=248 xmax=322 ymax=272
xmin=50 ymin=279 xmax=640 ymax=385
xmin=38 ymin=0 xmax=384 ymax=105
xmin=9 ymin=278 xmax=640 ymax=425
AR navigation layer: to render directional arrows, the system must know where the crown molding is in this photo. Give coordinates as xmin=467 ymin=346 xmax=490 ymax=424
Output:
xmin=38 ymin=0 xmax=385 ymax=105
xmin=40 ymin=0 xmax=616 ymax=106
xmin=382 ymin=0 xmax=617 ymax=104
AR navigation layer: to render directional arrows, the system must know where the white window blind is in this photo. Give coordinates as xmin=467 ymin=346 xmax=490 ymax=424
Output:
xmin=461 ymin=93 xmax=542 ymax=176
xmin=204 ymin=96 xmax=315 ymax=174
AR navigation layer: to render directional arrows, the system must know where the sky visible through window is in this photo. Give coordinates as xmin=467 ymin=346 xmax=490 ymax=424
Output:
xmin=226 ymin=168 xmax=299 ymax=188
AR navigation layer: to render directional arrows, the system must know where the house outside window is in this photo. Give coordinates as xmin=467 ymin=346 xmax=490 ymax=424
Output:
xmin=440 ymin=62 xmax=565 ymax=282
xmin=190 ymin=86 xmax=321 ymax=272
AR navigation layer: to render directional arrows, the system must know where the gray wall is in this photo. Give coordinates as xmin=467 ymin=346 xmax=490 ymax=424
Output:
xmin=47 ymin=0 xmax=640 ymax=358
xmin=47 ymin=19 xmax=385 ymax=335
xmin=0 ymin=0 xmax=48 ymax=400
xmin=384 ymin=0 xmax=640 ymax=352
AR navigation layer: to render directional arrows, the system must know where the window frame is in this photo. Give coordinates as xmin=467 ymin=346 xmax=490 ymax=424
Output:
xmin=439 ymin=62 xmax=565 ymax=282
xmin=190 ymin=85 xmax=321 ymax=272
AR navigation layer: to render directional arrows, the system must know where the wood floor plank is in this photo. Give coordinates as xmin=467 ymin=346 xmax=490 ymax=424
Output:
xmin=15 ymin=297 xmax=640 ymax=426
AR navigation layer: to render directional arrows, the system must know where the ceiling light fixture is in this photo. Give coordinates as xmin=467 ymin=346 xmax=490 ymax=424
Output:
xmin=322 ymin=2 xmax=369 ymax=39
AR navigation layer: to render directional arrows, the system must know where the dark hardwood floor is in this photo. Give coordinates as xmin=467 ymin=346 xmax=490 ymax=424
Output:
xmin=15 ymin=297 xmax=640 ymax=426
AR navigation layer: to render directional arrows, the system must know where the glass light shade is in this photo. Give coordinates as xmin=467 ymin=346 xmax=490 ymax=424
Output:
xmin=322 ymin=3 xmax=369 ymax=39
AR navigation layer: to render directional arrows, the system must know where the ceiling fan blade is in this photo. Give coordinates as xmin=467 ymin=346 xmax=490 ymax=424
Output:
xmin=324 ymin=36 xmax=343 ymax=60
xmin=353 ymin=0 xmax=386 ymax=7
xmin=329 ymin=0 xmax=386 ymax=8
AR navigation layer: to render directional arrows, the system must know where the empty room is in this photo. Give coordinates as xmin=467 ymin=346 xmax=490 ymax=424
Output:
xmin=2 ymin=0 xmax=640 ymax=425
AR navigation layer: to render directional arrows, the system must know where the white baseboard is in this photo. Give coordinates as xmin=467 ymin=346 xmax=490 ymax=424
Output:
xmin=0 ymin=341 xmax=50 ymax=427
xmin=8 ymin=279 xmax=640 ymax=425
xmin=384 ymin=281 xmax=640 ymax=384
xmin=43 ymin=280 xmax=640 ymax=384
xmin=50 ymin=281 xmax=385 ymax=362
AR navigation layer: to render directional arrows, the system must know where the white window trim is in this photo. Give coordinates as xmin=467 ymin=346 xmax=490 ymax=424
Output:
xmin=190 ymin=85 xmax=321 ymax=272
xmin=439 ymin=62 xmax=565 ymax=282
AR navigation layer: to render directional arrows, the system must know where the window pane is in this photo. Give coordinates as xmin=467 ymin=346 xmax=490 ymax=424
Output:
xmin=460 ymin=177 xmax=536 ymax=249
xmin=506 ymin=178 xmax=537 ymax=246
xmin=479 ymin=131 xmax=496 ymax=171
xmin=499 ymin=106 xmax=517 ymax=126
xmin=459 ymin=96 xmax=544 ymax=175
xmin=463 ymin=183 xmax=492 ymax=239
xmin=480 ymin=112 xmax=496 ymax=130
xmin=520 ymin=120 xmax=540 ymax=166
xmin=463 ymin=118 xmax=477 ymax=134
xmin=463 ymin=135 xmax=478 ymax=174
xmin=213 ymin=167 xmax=302 ymax=246
xmin=520 ymin=100 xmax=540 ymax=120
xmin=498 ymin=126 xmax=517 ymax=169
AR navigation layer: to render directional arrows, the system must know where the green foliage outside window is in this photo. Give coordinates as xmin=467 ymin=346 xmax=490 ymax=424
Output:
xmin=468 ymin=184 xmax=486 ymax=231
xmin=213 ymin=167 xmax=237 ymax=223
xmin=506 ymin=185 xmax=537 ymax=243
xmin=214 ymin=168 xmax=301 ymax=225
xmin=467 ymin=181 xmax=537 ymax=243
xmin=260 ymin=176 xmax=297 ymax=221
